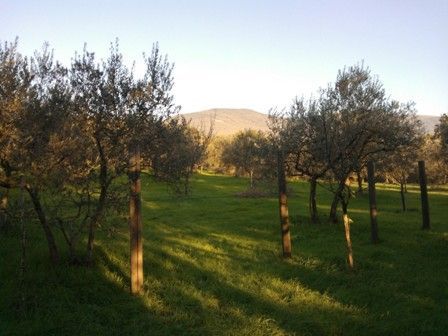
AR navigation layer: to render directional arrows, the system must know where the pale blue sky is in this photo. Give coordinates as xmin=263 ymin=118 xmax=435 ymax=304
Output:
xmin=1 ymin=0 xmax=447 ymax=115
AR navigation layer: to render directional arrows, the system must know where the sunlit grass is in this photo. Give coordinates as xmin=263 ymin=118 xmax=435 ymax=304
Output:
xmin=1 ymin=173 xmax=447 ymax=335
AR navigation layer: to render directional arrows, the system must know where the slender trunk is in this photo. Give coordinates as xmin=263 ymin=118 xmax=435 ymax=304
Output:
xmin=86 ymin=179 xmax=107 ymax=264
xmin=341 ymin=201 xmax=354 ymax=269
xmin=58 ymin=219 xmax=78 ymax=263
xmin=367 ymin=161 xmax=379 ymax=244
xmin=0 ymin=188 xmax=9 ymax=230
xmin=184 ymin=174 xmax=190 ymax=195
xmin=27 ymin=187 xmax=59 ymax=265
xmin=0 ymin=160 xmax=12 ymax=230
xmin=250 ymin=170 xmax=254 ymax=189
xmin=87 ymin=138 xmax=109 ymax=264
xmin=68 ymin=241 xmax=76 ymax=262
xmin=309 ymin=177 xmax=318 ymax=223
xmin=329 ymin=195 xmax=339 ymax=223
xmin=356 ymin=171 xmax=363 ymax=195
xmin=277 ymin=151 xmax=291 ymax=258
xmin=418 ymin=161 xmax=430 ymax=230
xmin=400 ymin=181 xmax=406 ymax=212
xmin=329 ymin=180 xmax=345 ymax=223
xmin=0 ymin=167 xmax=12 ymax=230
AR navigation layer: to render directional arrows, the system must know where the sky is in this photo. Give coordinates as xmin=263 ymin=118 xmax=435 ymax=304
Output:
xmin=1 ymin=0 xmax=447 ymax=115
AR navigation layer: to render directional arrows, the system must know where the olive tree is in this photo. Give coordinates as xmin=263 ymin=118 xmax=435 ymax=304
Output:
xmin=324 ymin=65 xmax=422 ymax=268
xmin=221 ymin=129 xmax=270 ymax=188
xmin=423 ymin=138 xmax=448 ymax=184
xmin=434 ymin=114 xmax=448 ymax=183
xmin=270 ymin=97 xmax=337 ymax=223
xmin=1 ymin=38 xmax=184 ymax=265
xmin=0 ymin=39 xmax=32 ymax=230
xmin=274 ymin=63 xmax=422 ymax=268
xmin=71 ymin=41 xmax=180 ymax=263
xmin=150 ymin=117 xmax=212 ymax=194
xmin=0 ymin=41 xmax=79 ymax=264
xmin=324 ymin=66 xmax=422 ymax=223
xmin=377 ymin=142 xmax=421 ymax=211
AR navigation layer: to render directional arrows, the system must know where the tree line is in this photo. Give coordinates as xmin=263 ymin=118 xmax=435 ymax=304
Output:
xmin=1 ymin=38 xmax=447 ymax=268
xmin=206 ymin=65 xmax=448 ymax=222
xmin=202 ymin=64 xmax=447 ymax=267
xmin=0 ymin=39 xmax=210 ymax=264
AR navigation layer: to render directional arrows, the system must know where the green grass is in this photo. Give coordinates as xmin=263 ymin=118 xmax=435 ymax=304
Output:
xmin=1 ymin=173 xmax=447 ymax=335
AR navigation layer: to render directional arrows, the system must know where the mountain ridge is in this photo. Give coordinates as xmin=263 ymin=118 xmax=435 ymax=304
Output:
xmin=182 ymin=108 xmax=441 ymax=136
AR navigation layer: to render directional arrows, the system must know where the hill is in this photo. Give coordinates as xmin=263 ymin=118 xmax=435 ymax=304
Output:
xmin=183 ymin=108 xmax=441 ymax=136
xmin=419 ymin=115 xmax=441 ymax=134
xmin=182 ymin=108 xmax=270 ymax=136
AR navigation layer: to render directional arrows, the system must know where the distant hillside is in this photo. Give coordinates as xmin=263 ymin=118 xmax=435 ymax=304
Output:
xmin=418 ymin=115 xmax=440 ymax=134
xmin=183 ymin=108 xmax=270 ymax=136
xmin=183 ymin=108 xmax=440 ymax=136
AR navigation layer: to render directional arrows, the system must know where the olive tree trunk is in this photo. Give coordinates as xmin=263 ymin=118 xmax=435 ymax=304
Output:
xmin=309 ymin=177 xmax=318 ymax=223
xmin=0 ymin=189 xmax=9 ymax=230
xmin=0 ymin=167 xmax=12 ymax=230
xmin=87 ymin=138 xmax=109 ymax=264
xmin=329 ymin=180 xmax=345 ymax=223
xmin=341 ymin=201 xmax=354 ymax=269
xmin=27 ymin=187 xmax=59 ymax=265
xmin=367 ymin=161 xmax=379 ymax=244
xmin=356 ymin=171 xmax=363 ymax=195
xmin=418 ymin=161 xmax=430 ymax=230
xmin=400 ymin=181 xmax=406 ymax=212
xmin=277 ymin=151 xmax=292 ymax=258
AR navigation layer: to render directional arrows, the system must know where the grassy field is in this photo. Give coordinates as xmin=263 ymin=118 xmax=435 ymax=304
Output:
xmin=1 ymin=173 xmax=447 ymax=335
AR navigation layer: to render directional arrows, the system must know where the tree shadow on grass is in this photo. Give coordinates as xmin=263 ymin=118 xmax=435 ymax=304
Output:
xmin=142 ymin=205 xmax=448 ymax=335
xmin=1 ymin=243 xmax=190 ymax=336
xmin=142 ymin=236 xmax=369 ymax=335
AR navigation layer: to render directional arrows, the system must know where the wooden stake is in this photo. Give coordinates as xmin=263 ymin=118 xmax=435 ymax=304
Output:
xmin=342 ymin=212 xmax=354 ymax=269
xmin=418 ymin=161 xmax=430 ymax=230
xmin=129 ymin=144 xmax=143 ymax=294
xmin=277 ymin=151 xmax=292 ymax=258
xmin=367 ymin=161 xmax=379 ymax=243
